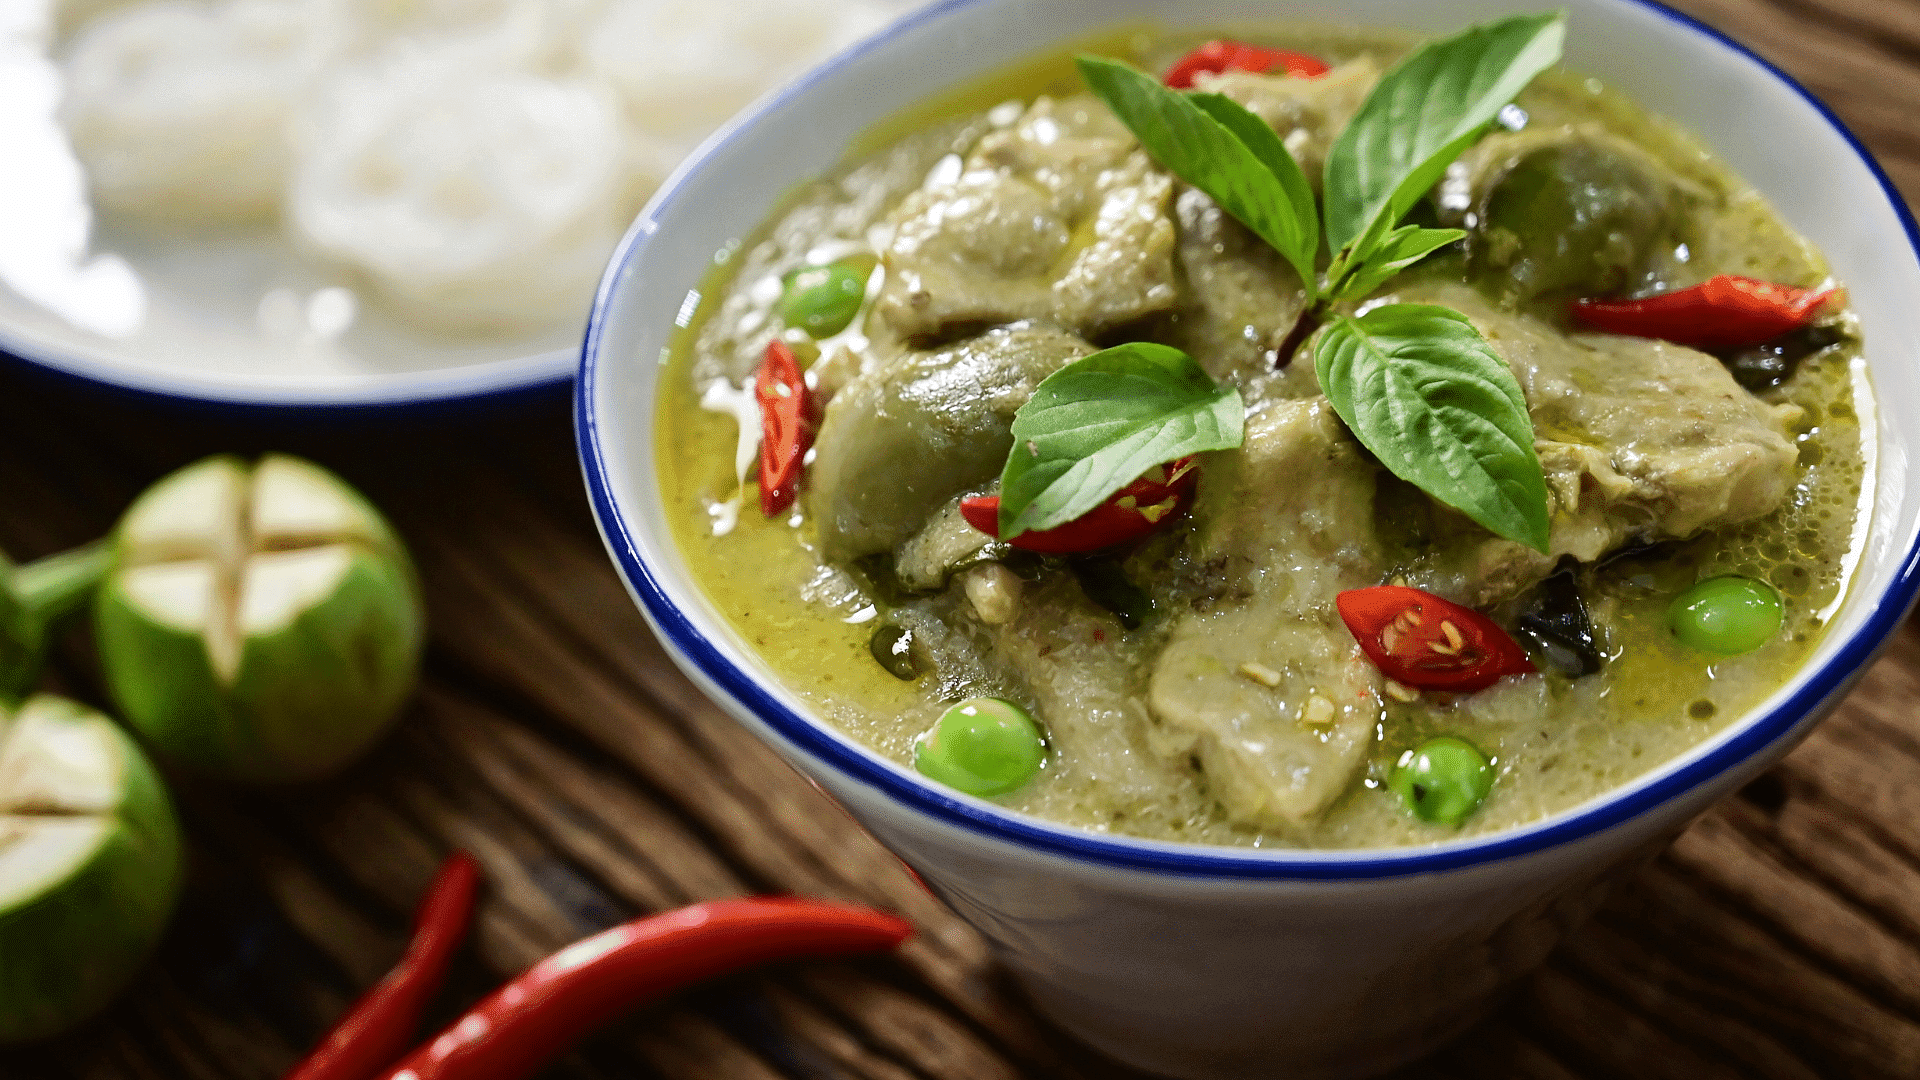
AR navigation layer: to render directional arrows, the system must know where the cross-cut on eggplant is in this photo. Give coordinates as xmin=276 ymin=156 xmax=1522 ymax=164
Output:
xmin=96 ymin=454 xmax=422 ymax=784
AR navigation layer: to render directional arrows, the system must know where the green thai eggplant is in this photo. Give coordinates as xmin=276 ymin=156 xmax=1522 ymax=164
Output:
xmin=94 ymin=454 xmax=424 ymax=784
xmin=0 ymin=694 xmax=183 ymax=1042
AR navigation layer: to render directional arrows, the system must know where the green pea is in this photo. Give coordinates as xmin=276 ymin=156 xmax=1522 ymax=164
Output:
xmin=1390 ymin=737 xmax=1494 ymax=826
xmin=914 ymin=697 xmax=1045 ymax=798
xmin=781 ymin=262 xmax=866 ymax=338
xmin=1667 ymin=576 xmax=1783 ymax=656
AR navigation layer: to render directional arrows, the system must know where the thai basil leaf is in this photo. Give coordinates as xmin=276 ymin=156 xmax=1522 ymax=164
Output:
xmin=1314 ymin=305 xmax=1549 ymax=552
xmin=1330 ymin=225 xmax=1467 ymax=301
xmin=1077 ymin=56 xmax=1320 ymax=291
xmin=998 ymin=343 xmax=1244 ymax=539
xmin=1323 ymin=12 xmax=1565 ymax=259
xmin=1185 ymin=92 xmax=1320 ymax=288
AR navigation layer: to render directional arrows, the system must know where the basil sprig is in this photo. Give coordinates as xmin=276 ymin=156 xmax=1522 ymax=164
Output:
xmin=1080 ymin=13 xmax=1562 ymax=302
xmin=1331 ymin=224 xmax=1471 ymax=302
xmin=1068 ymin=14 xmax=1563 ymax=551
xmin=997 ymin=344 xmax=1244 ymax=540
xmin=1316 ymin=306 xmax=1550 ymax=551
xmin=1322 ymin=12 xmax=1567 ymax=278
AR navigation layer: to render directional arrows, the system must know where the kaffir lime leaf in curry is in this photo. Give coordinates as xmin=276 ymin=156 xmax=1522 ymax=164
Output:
xmin=0 ymin=694 xmax=183 ymax=1043
xmin=94 ymin=454 xmax=423 ymax=784
xmin=914 ymin=698 xmax=1044 ymax=797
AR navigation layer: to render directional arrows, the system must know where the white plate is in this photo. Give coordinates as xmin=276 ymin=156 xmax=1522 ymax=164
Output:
xmin=0 ymin=10 xmax=580 ymax=410
xmin=0 ymin=0 xmax=919 ymax=410
xmin=0 ymin=222 xmax=583 ymax=410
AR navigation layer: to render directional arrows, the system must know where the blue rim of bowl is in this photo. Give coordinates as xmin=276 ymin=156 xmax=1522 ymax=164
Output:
xmin=577 ymin=0 xmax=1920 ymax=880
xmin=0 ymin=321 xmax=576 ymax=413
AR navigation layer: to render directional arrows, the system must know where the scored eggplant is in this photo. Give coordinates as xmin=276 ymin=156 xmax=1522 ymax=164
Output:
xmin=0 ymin=694 xmax=183 ymax=1043
xmin=95 ymin=454 xmax=423 ymax=784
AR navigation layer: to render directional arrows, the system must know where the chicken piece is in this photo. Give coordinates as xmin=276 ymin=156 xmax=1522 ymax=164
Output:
xmin=994 ymin=578 xmax=1196 ymax=817
xmin=875 ymin=94 xmax=1178 ymax=340
xmin=807 ymin=323 xmax=1093 ymax=562
xmin=1385 ymin=281 xmax=1802 ymax=603
xmin=1147 ymin=399 xmax=1388 ymax=832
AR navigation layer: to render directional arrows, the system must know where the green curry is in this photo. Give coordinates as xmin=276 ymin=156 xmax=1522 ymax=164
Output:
xmin=656 ymin=21 xmax=1870 ymax=848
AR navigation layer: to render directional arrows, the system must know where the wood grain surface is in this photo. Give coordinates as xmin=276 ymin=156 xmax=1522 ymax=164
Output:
xmin=5 ymin=1 xmax=1920 ymax=1076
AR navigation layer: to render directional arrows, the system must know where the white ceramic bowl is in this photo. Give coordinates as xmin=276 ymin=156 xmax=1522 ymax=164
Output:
xmin=578 ymin=2 xmax=1920 ymax=1076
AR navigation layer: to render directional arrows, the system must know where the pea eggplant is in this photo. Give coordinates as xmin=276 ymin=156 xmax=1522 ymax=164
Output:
xmin=780 ymin=261 xmax=868 ymax=339
xmin=1668 ymin=576 xmax=1782 ymax=656
xmin=1391 ymin=736 xmax=1495 ymax=825
xmin=915 ymin=697 xmax=1045 ymax=797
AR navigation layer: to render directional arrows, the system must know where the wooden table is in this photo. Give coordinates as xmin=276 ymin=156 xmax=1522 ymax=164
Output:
xmin=8 ymin=1 xmax=1920 ymax=1076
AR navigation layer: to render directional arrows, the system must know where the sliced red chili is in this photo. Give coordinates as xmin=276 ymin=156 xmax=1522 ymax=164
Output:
xmin=286 ymin=852 xmax=481 ymax=1080
xmin=1163 ymin=40 xmax=1330 ymax=88
xmin=755 ymin=340 xmax=815 ymax=516
xmin=960 ymin=458 xmax=1198 ymax=554
xmin=376 ymin=898 xmax=912 ymax=1080
xmin=1568 ymin=275 xmax=1837 ymax=350
xmin=1337 ymin=585 xmax=1536 ymax=692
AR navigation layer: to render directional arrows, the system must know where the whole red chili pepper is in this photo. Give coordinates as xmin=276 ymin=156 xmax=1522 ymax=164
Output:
xmin=1337 ymin=586 xmax=1536 ymax=692
xmin=1568 ymin=275 xmax=1837 ymax=350
xmin=961 ymin=457 xmax=1198 ymax=554
xmin=1163 ymin=40 xmax=1330 ymax=88
xmin=377 ymin=898 xmax=912 ymax=1080
xmin=285 ymin=852 xmax=481 ymax=1080
xmin=755 ymin=340 xmax=815 ymax=516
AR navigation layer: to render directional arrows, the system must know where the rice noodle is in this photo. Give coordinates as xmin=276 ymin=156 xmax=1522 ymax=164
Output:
xmin=54 ymin=0 xmax=916 ymax=332
xmin=60 ymin=0 xmax=344 ymax=221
